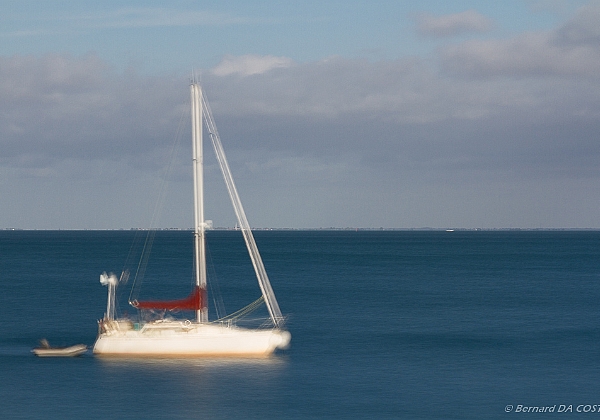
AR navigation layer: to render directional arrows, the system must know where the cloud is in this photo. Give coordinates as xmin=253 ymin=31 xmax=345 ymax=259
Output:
xmin=211 ymin=54 xmax=294 ymax=77
xmin=441 ymin=33 xmax=600 ymax=78
xmin=3 ymin=51 xmax=599 ymax=175
xmin=555 ymin=1 xmax=600 ymax=45
xmin=440 ymin=2 xmax=600 ymax=77
xmin=416 ymin=10 xmax=493 ymax=37
xmin=205 ymin=55 xmax=456 ymax=121
xmin=0 ymin=54 xmax=185 ymax=173
xmin=1 ymin=31 xmax=600 ymax=228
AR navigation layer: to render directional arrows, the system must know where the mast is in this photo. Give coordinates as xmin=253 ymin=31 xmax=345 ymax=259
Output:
xmin=191 ymin=82 xmax=208 ymax=323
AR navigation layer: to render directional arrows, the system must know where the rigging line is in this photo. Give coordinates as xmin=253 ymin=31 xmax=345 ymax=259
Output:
xmin=129 ymin=95 xmax=189 ymax=304
xmin=214 ymin=296 xmax=265 ymax=323
xmin=117 ymin=230 xmax=144 ymax=309
xmin=123 ymin=230 xmax=145 ymax=273
xmin=205 ymin=242 xmax=227 ymax=319
xmin=129 ymin=229 xmax=156 ymax=303
xmin=201 ymin=89 xmax=285 ymax=327
xmin=107 ymin=230 xmax=145 ymax=317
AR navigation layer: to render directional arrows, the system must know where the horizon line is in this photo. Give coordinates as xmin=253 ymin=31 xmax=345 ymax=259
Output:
xmin=3 ymin=227 xmax=600 ymax=232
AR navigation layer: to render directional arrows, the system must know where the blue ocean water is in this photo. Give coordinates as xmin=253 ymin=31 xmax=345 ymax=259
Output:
xmin=1 ymin=230 xmax=599 ymax=419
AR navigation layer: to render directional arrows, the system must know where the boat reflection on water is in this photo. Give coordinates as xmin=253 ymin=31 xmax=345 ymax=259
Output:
xmin=93 ymin=353 xmax=290 ymax=419
xmin=94 ymin=354 xmax=289 ymax=369
xmin=94 ymin=354 xmax=290 ymax=390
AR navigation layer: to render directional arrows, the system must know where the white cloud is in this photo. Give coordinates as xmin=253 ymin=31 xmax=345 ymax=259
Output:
xmin=416 ymin=10 xmax=493 ymax=37
xmin=211 ymin=54 xmax=294 ymax=77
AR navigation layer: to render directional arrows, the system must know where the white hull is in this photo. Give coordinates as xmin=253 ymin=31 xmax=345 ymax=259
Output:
xmin=93 ymin=320 xmax=290 ymax=357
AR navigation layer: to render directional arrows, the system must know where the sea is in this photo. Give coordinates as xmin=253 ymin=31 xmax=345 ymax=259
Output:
xmin=1 ymin=229 xmax=599 ymax=419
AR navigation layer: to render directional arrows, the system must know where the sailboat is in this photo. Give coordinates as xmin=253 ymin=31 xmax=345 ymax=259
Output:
xmin=93 ymin=82 xmax=291 ymax=357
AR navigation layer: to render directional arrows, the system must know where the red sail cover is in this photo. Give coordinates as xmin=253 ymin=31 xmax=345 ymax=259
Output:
xmin=133 ymin=286 xmax=206 ymax=311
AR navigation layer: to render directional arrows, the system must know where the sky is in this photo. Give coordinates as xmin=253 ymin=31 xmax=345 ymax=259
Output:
xmin=1 ymin=0 xmax=599 ymax=229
